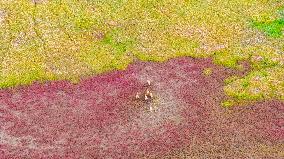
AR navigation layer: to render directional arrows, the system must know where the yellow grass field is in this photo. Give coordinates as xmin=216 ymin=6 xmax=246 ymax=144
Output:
xmin=0 ymin=0 xmax=283 ymax=103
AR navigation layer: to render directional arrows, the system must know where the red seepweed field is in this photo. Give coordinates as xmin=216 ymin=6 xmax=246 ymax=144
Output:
xmin=0 ymin=57 xmax=283 ymax=158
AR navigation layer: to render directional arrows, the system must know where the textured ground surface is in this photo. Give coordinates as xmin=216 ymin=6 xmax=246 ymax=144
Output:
xmin=0 ymin=1 xmax=284 ymax=103
xmin=0 ymin=57 xmax=283 ymax=158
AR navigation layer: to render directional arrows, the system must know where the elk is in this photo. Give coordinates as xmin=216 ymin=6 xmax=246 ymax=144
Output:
xmin=135 ymin=92 xmax=140 ymax=99
xmin=147 ymin=80 xmax=151 ymax=86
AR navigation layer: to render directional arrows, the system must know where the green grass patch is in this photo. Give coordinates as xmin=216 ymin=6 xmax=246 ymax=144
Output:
xmin=252 ymin=19 xmax=284 ymax=38
xmin=224 ymin=66 xmax=284 ymax=102
xmin=252 ymin=6 xmax=284 ymax=38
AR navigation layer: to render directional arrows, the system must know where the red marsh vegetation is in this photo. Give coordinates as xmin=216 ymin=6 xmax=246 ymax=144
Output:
xmin=0 ymin=57 xmax=283 ymax=158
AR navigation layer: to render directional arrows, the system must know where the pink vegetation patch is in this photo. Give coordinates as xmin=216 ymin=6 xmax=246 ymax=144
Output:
xmin=0 ymin=57 xmax=283 ymax=158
